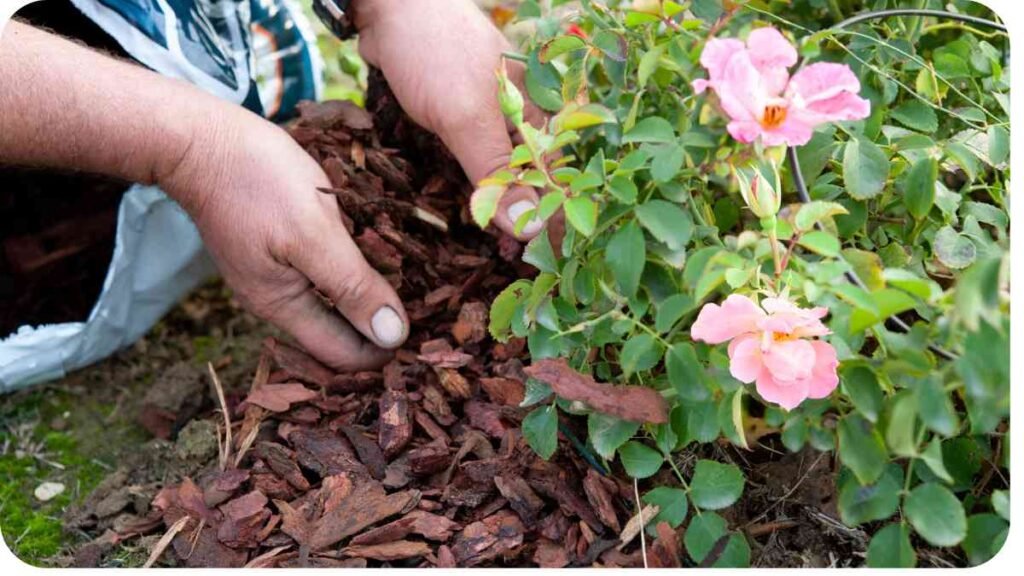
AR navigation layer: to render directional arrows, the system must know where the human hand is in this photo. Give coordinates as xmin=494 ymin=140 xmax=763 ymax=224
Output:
xmin=162 ymin=111 xmax=409 ymax=371
xmin=355 ymin=0 xmax=551 ymax=239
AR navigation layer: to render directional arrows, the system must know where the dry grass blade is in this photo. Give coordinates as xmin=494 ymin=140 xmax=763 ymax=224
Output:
xmin=235 ymin=352 xmax=270 ymax=467
xmin=207 ymin=362 xmax=232 ymax=470
xmin=633 ymin=478 xmax=648 ymax=569
xmin=143 ymin=515 xmax=189 ymax=568
xmin=244 ymin=545 xmax=293 ymax=568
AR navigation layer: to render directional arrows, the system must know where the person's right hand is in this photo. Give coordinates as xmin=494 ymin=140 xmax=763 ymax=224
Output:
xmin=355 ymin=0 xmax=552 ymax=240
xmin=161 ymin=110 xmax=408 ymax=371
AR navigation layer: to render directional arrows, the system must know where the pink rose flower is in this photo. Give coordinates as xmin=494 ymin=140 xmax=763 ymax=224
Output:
xmin=693 ymin=27 xmax=871 ymax=146
xmin=691 ymin=294 xmax=840 ymax=410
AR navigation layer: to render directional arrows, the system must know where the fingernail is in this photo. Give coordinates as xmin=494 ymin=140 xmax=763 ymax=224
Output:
xmin=507 ymin=200 xmax=543 ymax=236
xmin=371 ymin=306 xmax=405 ymax=347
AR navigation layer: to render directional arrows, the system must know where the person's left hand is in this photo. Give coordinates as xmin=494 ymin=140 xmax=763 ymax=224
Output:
xmin=355 ymin=0 xmax=551 ymax=240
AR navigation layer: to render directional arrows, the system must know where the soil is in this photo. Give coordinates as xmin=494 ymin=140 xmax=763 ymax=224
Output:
xmin=1 ymin=74 xmax=956 ymax=568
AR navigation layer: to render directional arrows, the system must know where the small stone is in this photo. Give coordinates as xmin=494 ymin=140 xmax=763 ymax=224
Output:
xmin=35 ymin=481 xmax=66 ymax=502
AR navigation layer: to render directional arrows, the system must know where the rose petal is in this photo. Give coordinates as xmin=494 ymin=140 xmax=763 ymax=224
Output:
xmin=727 ymin=334 xmax=763 ymax=383
xmin=726 ymin=120 xmax=765 ymax=144
xmin=699 ymin=38 xmax=746 ymax=84
xmin=805 ymin=341 xmax=840 ymax=399
xmin=691 ymin=294 xmax=766 ymax=344
xmin=760 ymin=117 xmax=815 ymax=147
xmin=745 ymin=27 xmax=796 ymax=95
xmin=788 ymin=62 xmax=861 ymax=104
xmin=755 ymin=368 xmax=810 ymax=410
xmin=716 ymin=51 xmax=767 ymax=124
xmin=788 ymin=62 xmax=871 ymax=125
xmin=762 ymin=338 xmax=816 ymax=382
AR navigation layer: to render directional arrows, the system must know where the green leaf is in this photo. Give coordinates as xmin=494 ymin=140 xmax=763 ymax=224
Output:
xmin=794 ymin=201 xmax=849 ymax=232
xmin=684 ymin=512 xmax=727 ymax=563
xmin=867 ymin=523 xmax=917 ymax=567
xmin=592 ymin=29 xmax=627 ymax=62
xmin=838 ymin=464 xmax=902 ymax=526
xmin=843 ymin=248 xmax=885 ymax=291
xmin=849 ymin=288 xmax=918 ymax=333
xmin=607 ymin=174 xmax=638 ymax=204
xmin=538 ymin=35 xmax=587 ymax=63
xmin=605 ymin=221 xmax=646 ymax=298
xmin=643 ymin=487 xmax=689 ymax=528
xmin=564 ymin=196 xmax=598 ymax=237
xmin=684 ymin=513 xmax=749 ymax=567
xmin=843 ymin=137 xmax=891 ymax=200
xmin=798 ymin=230 xmax=841 ymax=257
xmin=832 ymin=283 xmax=879 ymax=315
xmin=620 ymin=333 xmax=661 ymax=377
xmin=637 ymin=44 xmax=667 ymax=86
xmin=521 ymin=378 xmax=553 ymax=408
xmin=666 ymin=342 xmax=707 ymax=402
xmin=987 ymin=125 xmax=1009 ymax=165
xmin=920 ymin=440 xmax=954 ymax=484
xmin=537 ymin=190 xmax=566 ymax=220
xmin=712 ymin=534 xmax=751 ymax=568
xmin=635 ymin=199 xmax=693 ymax=250
xmin=886 ymin=391 xmax=918 ymax=457
xmin=890 ymin=100 xmax=938 ymax=132
xmin=489 ymin=280 xmax=531 ymax=341
xmin=727 ymin=388 xmax=749 ymax=450
xmin=884 ymin=268 xmax=941 ymax=301
xmin=685 ymin=399 xmax=720 ymax=443
xmin=781 ymin=415 xmax=808 ymax=452
xmin=649 ymin=144 xmax=685 ymax=183
xmin=471 ymin=185 xmax=505 ymax=228
xmin=916 ymin=376 xmax=959 ymax=437
xmin=588 ymin=413 xmax=640 ymax=459
xmin=522 ymin=230 xmax=558 ymax=273
xmin=525 ymin=66 xmax=563 ymax=112
xmin=622 ymin=116 xmax=676 ymax=144
xmin=522 ymin=404 xmax=559 ymax=460
xmin=655 ymin=294 xmax=692 ymax=333
xmin=954 ymin=256 xmax=1003 ymax=332
xmin=553 ymin=103 xmax=618 ymax=132
xmin=962 ymin=514 xmax=1009 ymax=566
xmin=840 ymin=366 xmax=884 ymax=422
xmin=933 ymin=226 xmax=977 ymax=269
xmin=903 ymin=157 xmax=937 ymax=220
xmin=905 ymin=482 xmax=967 ymax=547
xmin=838 ymin=414 xmax=888 ymax=485
xmin=992 ymin=490 xmax=1010 ymax=521
xmin=570 ymin=172 xmax=602 ymax=193
xmin=619 ymin=441 xmax=663 ymax=479
xmin=689 ymin=460 xmax=744 ymax=510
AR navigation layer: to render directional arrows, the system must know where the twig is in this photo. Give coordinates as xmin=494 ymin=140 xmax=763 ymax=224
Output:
xmin=207 ymin=362 xmax=232 ymax=470
xmin=745 ymin=519 xmax=800 ymax=538
xmin=143 ymin=515 xmax=189 ymax=568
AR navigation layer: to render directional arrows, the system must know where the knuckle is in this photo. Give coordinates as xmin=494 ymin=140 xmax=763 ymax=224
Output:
xmin=331 ymin=266 xmax=375 ymax=305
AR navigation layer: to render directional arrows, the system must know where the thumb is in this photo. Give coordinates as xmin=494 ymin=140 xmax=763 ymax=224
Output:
xmin=290 ymin=221 xmax=410 ymax=351
xmin=443 ymin=108 xmax=543 ymax=240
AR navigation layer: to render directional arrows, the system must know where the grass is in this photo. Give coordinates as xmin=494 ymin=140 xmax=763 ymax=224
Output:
xmin=0 ymin=389 xmax=117 ymax=565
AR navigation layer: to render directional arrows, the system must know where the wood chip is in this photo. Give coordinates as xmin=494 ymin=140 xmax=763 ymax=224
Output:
xmin=524 ymin=358 xmax=668 ymax=423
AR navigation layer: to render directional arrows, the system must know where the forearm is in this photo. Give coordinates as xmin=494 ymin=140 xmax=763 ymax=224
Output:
xmin=0 ymin=21 xmax=256 ymax=212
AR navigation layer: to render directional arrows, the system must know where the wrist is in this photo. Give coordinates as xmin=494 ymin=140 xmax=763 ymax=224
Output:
xmin=155 ymin=97 xmax=247 ymax=223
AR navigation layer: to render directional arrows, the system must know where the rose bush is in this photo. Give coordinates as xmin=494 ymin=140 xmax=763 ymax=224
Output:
xmin=475 ymin=0 xmax=1008 ymax=567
